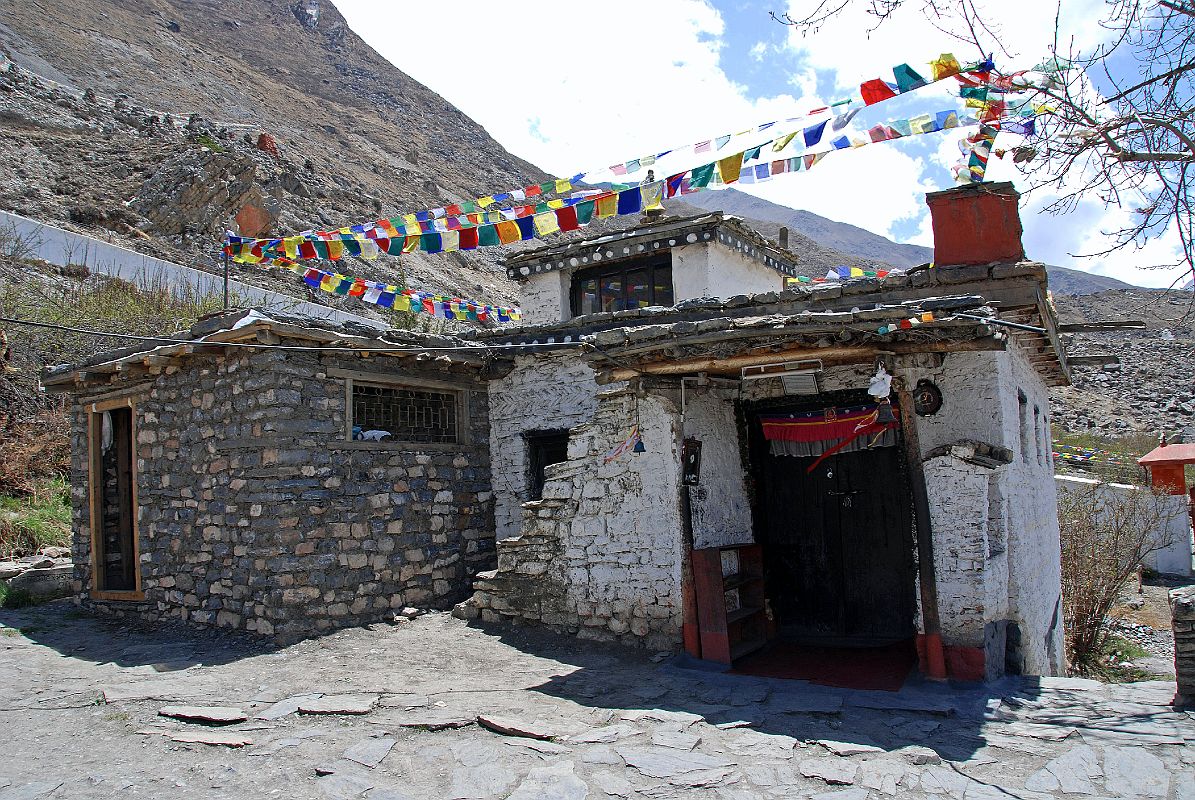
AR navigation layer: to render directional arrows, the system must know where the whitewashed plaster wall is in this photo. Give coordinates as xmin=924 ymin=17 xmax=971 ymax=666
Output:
xmin=1055 ymin=475 xmax=1193 ymax=577
xmin=673 ymin=241 xmax=783 ymax=300
xmin=555 ymin=390 xmax=687 ymax=647
xmin=998 ymin=340 xmax=1065 ymax=676
xmin=518 ymin=270 xmax=571 ymax=325
xmin=681 ymin=387 xmax=753 ymax=549
xmin=487 ymin=353 xmax=605 ymax=539
xmin=516 ymin=239 xmax=784 ymax=325
xmin=898 ymin=343 xmax=1063 ymax=676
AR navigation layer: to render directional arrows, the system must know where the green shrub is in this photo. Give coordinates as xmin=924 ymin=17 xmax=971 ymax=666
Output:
xmin=0 ymin=581 xmax=33 ymax=609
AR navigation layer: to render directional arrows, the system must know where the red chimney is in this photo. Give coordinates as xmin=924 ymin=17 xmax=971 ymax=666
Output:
xmin=925 ymin=181 xmax=1024 ymax=267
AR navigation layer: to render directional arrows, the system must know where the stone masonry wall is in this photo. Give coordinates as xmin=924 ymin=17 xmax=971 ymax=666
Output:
xmin=1171 ymin=586 xmax=1195 ymax=705
xmin=458 ymin=388 xmax=686 ymax=650
xmin=71 ymin=346 xmax=494 ymax=642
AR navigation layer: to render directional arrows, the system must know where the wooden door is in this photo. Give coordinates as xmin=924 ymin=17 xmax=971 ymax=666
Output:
xmin=758 ymin=443 xmax=916 ymax=642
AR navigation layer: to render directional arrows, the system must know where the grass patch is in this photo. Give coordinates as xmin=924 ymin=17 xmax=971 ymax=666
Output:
xmin=0 ymin=627 xmax=19 ymax=636
xmin=0 ymin=476 xmax=71 ymax=560
xmin=1078 ymin=634 xmax=1163 ymax=683
xmin=0 ymin=581 xmax=33 ymax=609
xmin=195 ymin=134 xmax=225 ymax=152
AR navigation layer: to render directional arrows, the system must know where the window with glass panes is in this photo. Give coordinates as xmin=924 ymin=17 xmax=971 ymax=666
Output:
xmin=571 ymin=256 xmax=673 ymax=316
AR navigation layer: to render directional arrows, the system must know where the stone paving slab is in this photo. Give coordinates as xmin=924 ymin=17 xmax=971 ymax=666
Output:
xmin=3 ymin=604 xmax=1195 ymax=800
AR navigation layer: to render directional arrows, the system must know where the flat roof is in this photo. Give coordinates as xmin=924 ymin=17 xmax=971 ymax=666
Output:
xmin=503 ymin=211 xmax=802 ymax=280
xmin=1139 ymin=443 xmax=1195 ymax=466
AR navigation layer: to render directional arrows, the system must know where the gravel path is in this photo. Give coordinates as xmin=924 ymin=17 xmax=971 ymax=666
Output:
xmin=2 ymin=602 xmax=1193 ymax=799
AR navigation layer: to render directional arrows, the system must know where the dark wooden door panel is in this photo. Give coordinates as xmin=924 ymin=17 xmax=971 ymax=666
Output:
xmin=758 ymin=437 xmax=915 ymax=643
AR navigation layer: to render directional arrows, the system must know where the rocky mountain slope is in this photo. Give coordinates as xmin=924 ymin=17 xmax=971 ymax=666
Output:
xmin=1052 ymin=289 xmax=1195 ymax=440
xmin=0 ymin=0 xmax=550 ymax=310
xmin=1 ymin=0 xmax=1190 ymax=444
xmin=0 ymin=0 xmax=881 ymax=317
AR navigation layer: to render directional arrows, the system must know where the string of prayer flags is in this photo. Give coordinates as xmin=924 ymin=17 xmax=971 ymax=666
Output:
xmin=825 ymin=266 xmax=893 ymax=280
xmin=952 ymin=123 xmax=1000 ymax=183
xmin=603 ymin=425 xmax=641 ymax=464
xmin=358 ymin=53 xmax=994 ymax=236
xmin=224 ymin=103 xmax=992 ymax=276
xmin=238 ymin=254 xmax=521 ymax=321
xmin=876 ymin=311 xmax=935 ymax=335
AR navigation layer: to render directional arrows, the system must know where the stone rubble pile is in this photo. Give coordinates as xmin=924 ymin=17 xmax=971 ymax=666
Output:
xmin=0 ymin=546 xmax=73 ymax=601
xmin=1051 ymin=290 xmax=1195 ymax=439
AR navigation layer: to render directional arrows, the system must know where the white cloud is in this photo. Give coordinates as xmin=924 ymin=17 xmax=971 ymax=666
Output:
xmin=333 ymin=0 xmax=796 ymax=178
xmin=330 ymin=0 xmax=1185 ymax=288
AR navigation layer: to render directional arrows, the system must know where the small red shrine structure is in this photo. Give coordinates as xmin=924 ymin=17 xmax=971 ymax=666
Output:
xmin=1138 ymin=438 xmax=1195 ymax=495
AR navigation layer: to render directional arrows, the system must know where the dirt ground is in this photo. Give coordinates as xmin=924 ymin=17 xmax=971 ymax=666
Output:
xmin=1111 ymin=575 xmax=1195 ymax=678
xmin=1 ymin=602 xmax=1194 ymax=800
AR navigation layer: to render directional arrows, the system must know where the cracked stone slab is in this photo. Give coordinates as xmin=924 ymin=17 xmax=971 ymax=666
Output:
xmin=621 ymin=709 xmax=704 ymax=726
xmin=298 ymin=694 xmax=379 ymax=715
xmin=370 ymin=710 xmax=474 ymax=730
xmin=255 ymin=693 xmax=323 ymax=720
xmin=157 ymin=705 xmax=247 ymax=724
xmin=816 ymin=739 xmax=885 ymax=756
xmin=0 ymin=782 xmax=65 ymax=800
xmin=377 ymin=694 xmax=430 ymax=709
xmin=343 ymin=737 xmax=396 ymax=768
xmin=505 ymin=762 xmax=589 ymax=800
xmin=1102 ymin=745 xmax=1170 ymax=797
xmin=811 ymin=789 xmax=870 ymax=800
xmin=859 ymin=759 xmax=907 ymax=795
xmin=247 ymin=727 xmax=329 ymax=756
xmin=650 ymin=727 xmax=700 ymax=750
xmin=477 ymin=714 xmax=558 ymax=740
xmin=318 ymin=773 xmax=375 ymax=800
xmin=139 ymin=728 xmax=253 ymax=747
xmin=503 ymin=739 xmax=571 ymax=755
xmin=446 ymin=764 xmax=517 ymax=799
xmin=616 ymin=746 xmax=735 ymax=779
xmin=567 ymin=723 xmax=643 ymax=744
xmin=799 ymin=757 xmax=858 ymax=785
xmin=999 ymin=721 xmax=1076 ymax=740
xmin=1023 ymin=743 xmax=1101 ymax=795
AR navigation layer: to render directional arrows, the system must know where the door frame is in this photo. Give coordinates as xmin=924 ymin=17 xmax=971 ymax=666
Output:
xmin=743 ymin=389 xmax=918 ymax=643
xmin=86 ymin=396 xmax=143 ymax=601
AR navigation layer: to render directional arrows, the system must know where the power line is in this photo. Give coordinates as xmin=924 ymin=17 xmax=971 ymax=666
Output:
xmin=0 ymin=316 xmax=585 ymax=355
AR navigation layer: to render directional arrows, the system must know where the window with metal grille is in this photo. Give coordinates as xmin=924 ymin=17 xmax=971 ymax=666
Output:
xmin=351 ymin=382 xmax=459 ymax=444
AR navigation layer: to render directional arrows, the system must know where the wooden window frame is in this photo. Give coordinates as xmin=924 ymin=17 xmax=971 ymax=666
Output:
xmin=327 ymin=367 xmax=472 ymax=451
xmin=570 ymin=254 xmax=673 ymax=317
xmin=86 ymin=396 xmax=144 ymax=601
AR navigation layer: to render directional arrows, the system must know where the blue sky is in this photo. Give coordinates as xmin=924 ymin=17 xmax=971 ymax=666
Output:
xmin=333 ymin=0 xmax=1186 ymax=288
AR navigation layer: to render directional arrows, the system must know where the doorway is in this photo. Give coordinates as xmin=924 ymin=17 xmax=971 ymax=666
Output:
xmin=525 ymin=429 xmax=570 ymax=501
xmin=88 ymin=405 xmax=139 ymax=594
xmin=748 ymin=393 xmax=917 ymax=646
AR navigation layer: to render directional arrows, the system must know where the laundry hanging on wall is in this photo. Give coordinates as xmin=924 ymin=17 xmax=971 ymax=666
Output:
xmin=760 ymin=404 xmax=899 ymax=465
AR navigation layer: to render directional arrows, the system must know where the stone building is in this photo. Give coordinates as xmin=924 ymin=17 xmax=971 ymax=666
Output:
xmin=459 ymin=182 xmax=1068 ymax=681
xmin=44 ymin=315 xmax=497 ymax=642
xmin=48 ymin=182 xmax=1070 ymax=680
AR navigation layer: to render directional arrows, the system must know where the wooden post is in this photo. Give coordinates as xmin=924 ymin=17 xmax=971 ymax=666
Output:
xmin=895 ymin=381 xmax=948 ymax=680
xmin=222 ymin=252 xmax=231 ymax=310
xmin=679 ymin=484 xmax=701 ymax=659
